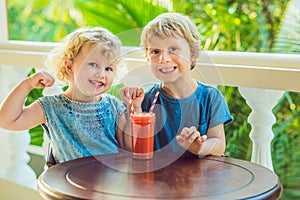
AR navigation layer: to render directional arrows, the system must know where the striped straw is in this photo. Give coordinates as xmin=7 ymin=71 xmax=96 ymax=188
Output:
xmin=149 ymin=90 xmax=160 ymax=113
xmin=128 ymin=90 xmax=134 ymax=115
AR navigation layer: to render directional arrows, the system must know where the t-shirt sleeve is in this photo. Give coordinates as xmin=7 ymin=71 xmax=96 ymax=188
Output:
xmin=37 ymin=96 xmax=49 ymax=124
xmin=208 ymin=88 xmax=233 ymax=128
xmin=107 ymin=94 xmax=126 ymax=116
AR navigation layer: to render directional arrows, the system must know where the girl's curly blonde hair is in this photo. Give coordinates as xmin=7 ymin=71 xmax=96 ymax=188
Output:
xmin=141 ymin=12 xmax=200 ymax=70
xmin=45 ymin=27 xmax=122 ymax=84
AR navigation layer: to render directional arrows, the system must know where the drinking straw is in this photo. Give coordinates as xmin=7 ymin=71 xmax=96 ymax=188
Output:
xmin=149 ymin=90 xmax=160 ymax=113
xmin=128 ymin=90 xmax=134 ymax=115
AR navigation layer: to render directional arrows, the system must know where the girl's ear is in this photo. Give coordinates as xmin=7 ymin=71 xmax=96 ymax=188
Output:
xmin=190 ymin=52 xmax=199 ymax=70
xmin=64 ymin=59 xmax=73 ymax=75
xmin=190 ymin=51 xmax=199 ymax=63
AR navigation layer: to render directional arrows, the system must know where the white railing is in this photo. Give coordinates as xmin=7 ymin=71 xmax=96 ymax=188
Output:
xmin=0 ymin=40 xmax=300 ymax=190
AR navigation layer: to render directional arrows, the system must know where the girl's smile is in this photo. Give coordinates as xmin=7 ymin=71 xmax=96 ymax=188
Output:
xmin=89 ymin=79 xmax=105 ymax=88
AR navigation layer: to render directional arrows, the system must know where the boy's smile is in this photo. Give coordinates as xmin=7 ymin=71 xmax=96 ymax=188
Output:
xmin=159 ymin=66 xmax=177 ymax=73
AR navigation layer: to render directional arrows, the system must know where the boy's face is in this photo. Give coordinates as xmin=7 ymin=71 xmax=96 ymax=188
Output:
xmin=146 ymin=36 xmax=193 ymax=83
xmin=67 ymin=44 xmax=115 ymax=101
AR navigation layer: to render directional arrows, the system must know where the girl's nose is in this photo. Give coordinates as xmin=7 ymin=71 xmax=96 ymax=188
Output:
xmin=96 ymin=68 xmax=105 ymax=78
xmin=159 ymin=50 xmax=171 ymax=63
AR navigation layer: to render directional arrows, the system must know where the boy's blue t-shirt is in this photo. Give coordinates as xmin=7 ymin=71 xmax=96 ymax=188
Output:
xmin=142 ymin=81 xmax=233 ymax=152
xmin=39 ymin=94 xmax=126 ymax=163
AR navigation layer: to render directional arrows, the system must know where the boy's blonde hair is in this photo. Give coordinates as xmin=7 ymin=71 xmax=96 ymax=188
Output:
xmin=45 ymin=27 xmax=122 ymax=83
xmin=141 ymin=12 xmax=200 ymax=69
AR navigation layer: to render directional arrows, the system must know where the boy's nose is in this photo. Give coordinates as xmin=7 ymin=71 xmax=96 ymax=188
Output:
xmin=159 ymin=50 xmax=171 ymax=63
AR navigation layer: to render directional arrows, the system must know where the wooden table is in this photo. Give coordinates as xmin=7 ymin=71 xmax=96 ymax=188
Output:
xmin=37 ymin=152 xmax=282 ymax=200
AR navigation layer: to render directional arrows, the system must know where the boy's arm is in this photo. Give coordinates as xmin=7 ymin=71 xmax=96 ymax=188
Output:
xmin=0 ymin=71 xmax=55 ymax=131
xmin=176 ymin=124 xmax=226 ymax=156
xmin=198 ymin=124 xmax=226 ymax=156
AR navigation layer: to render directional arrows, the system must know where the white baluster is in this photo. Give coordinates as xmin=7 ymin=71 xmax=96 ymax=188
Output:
xmin=0 ymin=129 xmax=9 ymax=179
xmin=6 ymin=130 xmax=37 ymax=189
xmin=0 ymin=65 xmax=12 ymax=179
xmin=0 ymin=65 xmax=37 ymax=189
xmin=238 ymin=87 xmax=284 ymax=171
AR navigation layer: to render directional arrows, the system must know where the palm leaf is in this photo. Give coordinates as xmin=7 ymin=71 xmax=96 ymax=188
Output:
xmin=74 ymin=0 xmax=168 ymax=46
xmin=272 ymin=0 xmax=300 ymax=53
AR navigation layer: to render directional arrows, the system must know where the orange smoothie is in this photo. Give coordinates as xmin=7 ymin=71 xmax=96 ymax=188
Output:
xmin=130 ymin=112 xmax=155 ymax=159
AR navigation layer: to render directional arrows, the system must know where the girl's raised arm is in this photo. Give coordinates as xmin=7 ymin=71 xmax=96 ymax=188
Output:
xmin=0 ymin=71 xmax=55 ymax=131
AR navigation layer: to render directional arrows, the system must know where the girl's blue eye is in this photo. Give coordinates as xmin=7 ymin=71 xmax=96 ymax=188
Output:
xmin=89 ymin=63 xmax=98 ymax=67
xmin=105 ymin=66 xmax=113 ymax=72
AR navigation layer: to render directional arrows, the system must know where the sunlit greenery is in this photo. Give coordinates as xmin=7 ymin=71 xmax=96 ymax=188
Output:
xmin=7 ymin=0 xmax=300 ymax=199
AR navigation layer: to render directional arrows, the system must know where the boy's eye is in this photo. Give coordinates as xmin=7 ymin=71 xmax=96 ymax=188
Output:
xmin=150 ymin=49 xmax=160 ymax=55
xmin=169 ymin=47 xmax=177 ymax=53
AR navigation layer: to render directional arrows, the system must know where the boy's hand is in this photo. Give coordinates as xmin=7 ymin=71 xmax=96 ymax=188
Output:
xmin=119 ymin=87 xmax=144 ymax=111
xmin=176 ymin=126 xmax=207 ymax=155
xmin=27 ymin=71 xmax=55 ymax=89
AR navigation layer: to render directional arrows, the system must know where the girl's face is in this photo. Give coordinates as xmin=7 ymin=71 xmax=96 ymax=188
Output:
xmin=146 ymin=36 xmax=194 ymax=84
xmin=66 ymin=44 xmax=115 ymax=102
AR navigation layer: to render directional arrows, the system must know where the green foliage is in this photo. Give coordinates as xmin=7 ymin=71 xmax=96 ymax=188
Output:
xmin=7 ymin=0 xmax=81 ymax=42
xmin=271 ymin=93 xmax=300 ymax=198
xmin=74 ymin=0 xmax=168 ymax=46
xmin=219 ymin=87 xmax=252 ymax=160
xmin=29 ymin=125 xmax=44 ymax=146
xmin=270 ymin=0 xmax=300 ymax=198
xmin=272 ymin=0 xmax=300 ymax=53
xmin=178 ymin=0 xmax=289 ymax=52
xmin=107 ymin=83 xmax=124 ymax=99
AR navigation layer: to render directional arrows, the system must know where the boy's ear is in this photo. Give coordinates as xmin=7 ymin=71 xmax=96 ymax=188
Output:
xmin=64 ymin=59 xmax=73 ymax=75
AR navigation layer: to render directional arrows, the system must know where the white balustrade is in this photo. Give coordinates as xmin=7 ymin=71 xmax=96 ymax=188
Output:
xmin=0 ymin=65 xmax=37 ymax=189
xmin=238 ymin=87 xmax=285 ymax=171
xmin=6 ymin=130 xmax=37 ymax=189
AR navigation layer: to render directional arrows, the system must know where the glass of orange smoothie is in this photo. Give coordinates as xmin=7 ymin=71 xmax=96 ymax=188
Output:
xmin=130 ymin=112 xmax=156 ymax=159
